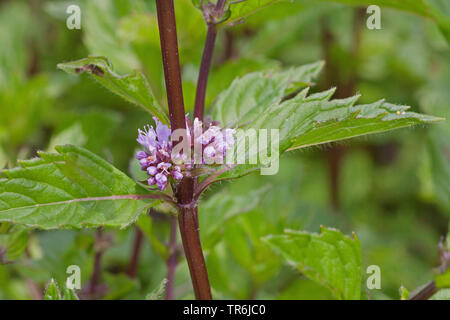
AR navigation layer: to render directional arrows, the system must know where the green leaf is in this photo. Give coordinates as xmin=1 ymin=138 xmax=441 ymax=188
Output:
xmin=418 ymin=63 xmax=450 ymax=213
xmin=430 ymin=288 xmax=450 ymax=300
xmin=213 ymin=64 xmax=442 ymax=181
xmin=146 ymin=278 xmax=168 ymax=300
xmin=399 ymin=286 xmax=410 ymax=300
xmin=44 ymin=278 xmax=79 ymax=300
xmin=315 ymin=0 xmax=450 ymax=42
xmin=218 ymin=0 xmax=450 ymax=40
xmin=48 ymin=110 xmax=122 ymax=156
xmin=426 ymin=0 xmax=450 ymax=42
xmin=264 ymin=226 xmax=362 ymax=300
xmin=427 ymin=129 xmax=450 ymax=213
xmin=57 ymin=56 xmax=169 ymax=123
xmin=191 ymin=0 xmax=202 ymax=8
xmin=0 ymin=146 xmax=6 ymax=169
xmin=0 ymin=2 xmax=34 ymax=89
xmin=435 ymin=269 xmax=450 ymax=289
xmin=317 ymin=0 xmax=430 ymax=16
xmin=200 ymin=186 xmax=269 ymax=251
xmin=0 ymin=75 xmax=53 ymax=147
xmin=205 ymin=58 xmax=281 ymax=111
xmin=136 ymin=213 xmax=168 ymax=260
xmin=212 ymin=61 xmax=324 ymax=127
xmin=0 ymin=225 xmax=29 ymax=263
xmin=0 ymin=145 xmax=157 ymax=230
xmin=44 ymin=279 xmax=62 ymax=300
xmin=82 ymin=0 xmax=141 ymax=73
xmin=62 ymin=287 xmax=79 ymax=300
xmin=221 ymin=210 xmax=282 ymax=285
xmin=220 ymin=0 xmax=286 ymax=28
xmin=47 ymin=123 xmax=87 ymax=152
xmin=76 ymin=110 xmax=122 ymax=156
xmin=247 ymin=86 xmax=443 ymax=152
xmin=279 ymin=89 xmax=444 ymax=151
xmin=435 ymin=231 xmax=450 ymax=289
xmin=103 ymin=273 xmax=138 ymax=300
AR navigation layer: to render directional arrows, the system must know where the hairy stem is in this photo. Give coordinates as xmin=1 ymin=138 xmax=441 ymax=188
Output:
xmin=126 ymin=227 xmax=144 ymax=278
xmin=178 ymin=206 xmax=211 ymax=299
xmin=155 ymin=0 xmax=212 ymax=300
xmin=193 ymin=0 xmax=227 ymax=120
xmin=165 ymin=215 xmax=178 ymax=300
xmin=155 ymin=0 xmax=187 ymax=131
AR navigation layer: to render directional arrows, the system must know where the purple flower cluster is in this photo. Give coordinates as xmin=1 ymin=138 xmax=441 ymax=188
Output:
xmin=136 ymin=115 xmax=235 ymax=191
xmin=136 ymin=117 xmax=183 ymax=191
xmin=188 ymin=118 xmax=236 ymax=165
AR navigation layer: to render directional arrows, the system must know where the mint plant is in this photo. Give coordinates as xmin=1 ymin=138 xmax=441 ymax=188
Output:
xmin=0 ymin=0 xmax=448 ymax=300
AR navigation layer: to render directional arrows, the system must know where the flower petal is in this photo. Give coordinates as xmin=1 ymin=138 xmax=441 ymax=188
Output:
xmin=154 ymin=117 xmax=171 ymax=144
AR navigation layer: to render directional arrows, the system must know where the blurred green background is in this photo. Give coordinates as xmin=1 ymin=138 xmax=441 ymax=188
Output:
xmin=0 ymin=0 xmax=448 ymax=300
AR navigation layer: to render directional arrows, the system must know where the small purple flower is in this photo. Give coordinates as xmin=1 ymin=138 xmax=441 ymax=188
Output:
xmin=204 ymin=145 xmax=216 ymax=159
xmin=444 ymin=252 xmax=450 ymax=261
xmin=137 ymin=125 xmax=157 ymax=153
xmin=136 ymin=117 xmax=184 ymax=191
xmin=157 ymin=162 xmax=172 ymax=173
xmin=136 ymin=151 xmax=147 ymax=160
xmin=147 ymin=177 xmax=156 ymax=186
xmin=155 ymin=173 xmax=168 ymax=191
xmin=172 ymin=166 xmax=183 ymax=180
xmin=139 ymin=158 xmax=152 ymax=170
xmin=155 ymin=117 xmax=171 ymax=145
xmin=191 ymin=120 xmax=236 ymax=164
xmin=147 ymin=166 xmax=158 ymax=175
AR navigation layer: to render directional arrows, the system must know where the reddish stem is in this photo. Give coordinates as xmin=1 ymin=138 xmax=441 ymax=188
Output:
xmin=409 ymin=281 xmax=437 ymax=300
xmin=321 ymin=8 xmax=365 ymax=212
xmin=155 ymin=0 xmax=212 ymax=300
xmin=126 ymin=227 xmax=144 ymax=278
xmin=165 ymin=215 xmax=178 ymax=300
xmin=178 ymin=205 xmax=212 ymax=299
xmin=193 ymin=0 xmax=227 ymax=120
xmin=90 ymin=229 xmax=104 ymax=289
xmin=155 ymin=0 xmax=187 ymax=132
xmin=194 ymin=25 xmax=217 ymax=121
xmin=81 ymin=228 xmax=108 ymax=299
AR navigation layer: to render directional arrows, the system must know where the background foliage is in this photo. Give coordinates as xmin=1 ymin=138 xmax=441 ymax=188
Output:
xmin=0 ymin=0 xmax=448 ymax=300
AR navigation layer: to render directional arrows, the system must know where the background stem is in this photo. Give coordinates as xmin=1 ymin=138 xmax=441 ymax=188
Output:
xmin=321 ymin=8 xmax=365 ymax=212
xmin=165 ymin=215 xmax=178 ymax=300
xmin=193 ymin=0 xmax=227 ymax=120
xmin=81 ymin=228 xmax=108 ymax=299
xmin=408 ymin=281 xmax=437 ymax=300
xmin=194 ymin=25 xmax=217 ymax=121
xmin=155 ymin=0 xmax=212 ymax=300
xmin=126 ymin=227 xmax=144 ymax=278
xmin=90 ymin=228 xmax=104 ymax=289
